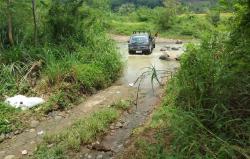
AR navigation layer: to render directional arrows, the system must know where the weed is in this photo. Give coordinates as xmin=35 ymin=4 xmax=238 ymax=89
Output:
xmin=0 ymin=102 xmax=23 ymax=135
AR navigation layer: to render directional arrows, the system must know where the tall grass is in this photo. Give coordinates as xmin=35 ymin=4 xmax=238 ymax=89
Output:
xmin=119 ymin=6 xmax=249 ymax=159
xmin=160 ymin=9 xmax=250 ymax=158
xmin=0 ymin=2 xmax=122 ymax=136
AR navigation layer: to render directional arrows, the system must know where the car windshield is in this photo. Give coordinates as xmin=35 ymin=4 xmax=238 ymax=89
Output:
xmin=130 ymin=36 xmax=148 ymax=43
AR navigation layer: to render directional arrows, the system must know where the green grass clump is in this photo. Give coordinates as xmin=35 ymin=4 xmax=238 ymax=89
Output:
xmin=33 ymin=108 xmax=119 ymax=158
xmin=0 ymin=102 xmax=23 ymax=135
xmin=33 ymin=100 xmax=132 ymax=158
xmin=111 ymin=100 xmax=131 ymax=110
xmin=73 ymin=64 xmax=107 ymax=92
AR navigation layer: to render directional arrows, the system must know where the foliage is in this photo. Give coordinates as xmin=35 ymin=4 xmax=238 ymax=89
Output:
xmin=118 ymin=3 xmax=136 ymax=15
xmin=0 ymin=0 xmax=122 ymax=136
xmin=109 ymin=4 xmax=232 ymax=38
xmin=160 ymin=2 xmax=250 ymax=158
xmin=0 ymin=102 xmax=22 ymax=135
xmin=207 ymin=9 xmax=221 ymax=26
xmin=110 ymin=0 xmax=163 ymax=10
xmin=118 ymin=1 xmax=249 ymax=159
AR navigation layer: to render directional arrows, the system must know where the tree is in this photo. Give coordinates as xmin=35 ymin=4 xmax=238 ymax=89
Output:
xmin=158 ymin=0 xmax=180 ymax=30
xmin=207 ymin=9 xmax=220 ymax=26
xmin=7 ymin=0 xmax=14 ymax=46
xmin=118 ymin=3 xmax=136 ymax=15
xmin=32 ymin=0 xmax=37 ymax=46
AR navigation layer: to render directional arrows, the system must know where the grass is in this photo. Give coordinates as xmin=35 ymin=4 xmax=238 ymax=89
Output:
xmin=0 ymin=102 xmax=23 ymax=135
xmin=33 ymin=100 xmax=132 ymax=159
xmin=119 ymin=8 xmax=249 ymax=159
xmin=109 ymin=12 xmax=232 ymax=39
xmin=109 ymin=20 xmax=155 ymax=35
xmin=120 ymin=18 xmax=249 ymax=159
xmin=0 ymin=23 xmax=122 ymax=137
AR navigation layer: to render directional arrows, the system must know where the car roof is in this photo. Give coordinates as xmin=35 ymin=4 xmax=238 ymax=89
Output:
xmin=131 ymin=33 xmax=149 ymax=37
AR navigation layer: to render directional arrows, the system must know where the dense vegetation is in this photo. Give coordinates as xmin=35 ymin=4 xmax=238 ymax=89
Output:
xmin=109 ymin=0 xmax=231 ymax=39
xmin=110 ymin=0 xmax=220 ymax=13
xmin=0 ymin=0 xmax=122 ymax=135
xmin=121 ymin=0 xmax=250 ymax=158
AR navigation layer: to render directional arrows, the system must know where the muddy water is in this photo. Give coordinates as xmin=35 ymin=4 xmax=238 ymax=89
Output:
xmin=118 ymin=42 xmax=182 ymax=88
xmin=80 ymin=42 xmax=184 ymax=159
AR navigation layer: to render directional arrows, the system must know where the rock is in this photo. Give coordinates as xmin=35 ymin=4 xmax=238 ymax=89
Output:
xmin=117 ymin=144 xmax=123 ymax=149
xmin=37 ymin=130 xmax=44 ymax=135
xmin=21 ymin=150 xmax=28 ymax=155
xmin=5 ymin=133 xmax=13 ymax=139
xmin=87 ymin=155 xmax=92 ymax=159
xmin=115 ymin=122 xmax=123 ymax=128
xmin=96 ymin=154 xmax=103 ymax=159
xmin=171 ymin=47 xmax=179 ymax=51
xmin=84 ymin=153 xmax=89 ymax=157
xmin=30 ymin=120 xmax=39 ymax=128
xmin=0 ymin=134 xmax=5 ymax=142
xmin=159 ymin=55 xmax=170 ymax=61
xmin=0 ymin=151 xmax=5 ymax=155
xmin=14 ymin=130 xmax=20 ymax=135
xmin=160 ymin=48 xmax=166 ymax=51
xmin=54 ymin=115 xmax=62 ymax=120
xmin=92 ymin=143 xmax=111 ymax=152
xmin=4 ymin=155 xmax=15 ymax=159
xmin=30 ymin=129 xmax=36 ymax=133
xmin=30 ymin=141 xmax=36 ymax=144
xmin=110 ymin=125 xmax=115 ymax=130
xmin=127 ymin=109 xmax=132 ymax=114
xmin=164 ymin=45 xmax=171 ymax=49
xmin=175 ymin=56 xmax=181 ymax=61
xmin=106 ymin=151 xmax=113 ymax=157
xmin=48 ymin=112 xmax=56 ymax=118
xmin=176 ymin=40 xmax=183 ymax=44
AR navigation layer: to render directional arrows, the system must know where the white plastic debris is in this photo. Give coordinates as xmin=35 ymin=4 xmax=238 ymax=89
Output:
xmin=129 ymin=83 xmax=134 ymax=87
xmin=21 ymin=150 xmax=28 ymax=155
xmin=37 ymin=130 xmax=44 ymax=136
xmin=5 ymin=95 xmax=45 ymax=110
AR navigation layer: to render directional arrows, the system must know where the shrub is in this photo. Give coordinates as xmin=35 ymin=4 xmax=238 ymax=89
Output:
xmin=73 ymin=64 xmax=107 ymax=92
xmin=207 ymin=9 xmax=221 ymax=26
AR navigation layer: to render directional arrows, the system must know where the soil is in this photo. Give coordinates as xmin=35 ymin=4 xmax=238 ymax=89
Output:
xmin=0 ymin=35 xmax=186 ymax=159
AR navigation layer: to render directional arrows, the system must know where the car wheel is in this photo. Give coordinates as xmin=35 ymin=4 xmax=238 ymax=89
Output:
xmin=145 ymin=49 xmax=151 ymax=55
xmin=129 ymin=50 xmax=134 ymax=54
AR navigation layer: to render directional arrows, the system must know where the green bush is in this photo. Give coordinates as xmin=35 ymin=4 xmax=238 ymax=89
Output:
xmin=207 ymin=10 xmax=221 ymax=26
